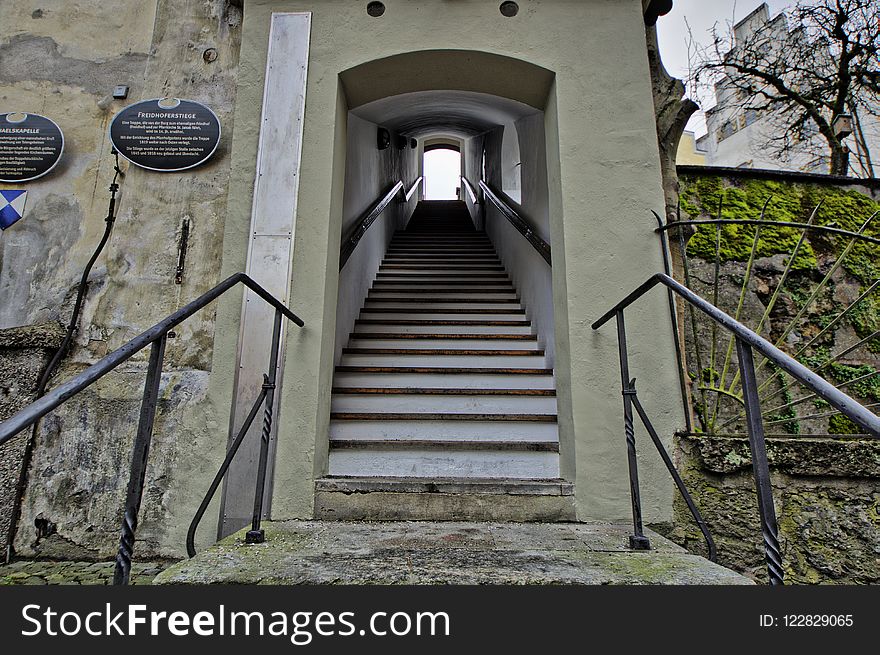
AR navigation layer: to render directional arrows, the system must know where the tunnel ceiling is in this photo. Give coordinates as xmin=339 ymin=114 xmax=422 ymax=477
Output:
xmin=351 ymin=90 xmax=540 ymax=140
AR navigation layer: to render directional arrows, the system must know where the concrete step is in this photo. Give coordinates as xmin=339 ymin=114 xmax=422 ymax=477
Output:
xmin=328 ymin=418 xmax=559 ymax=440
xmin=332 ymin=371 xmax=556 ymax=389
xmin=371 ymin=283 xmax=515 ymax=291
xmin=330 ymin=393 xmax=557 ymax=414
xmin=367 ymin=294 xmax=520 ymax=303
xmin=354 ymin=322 xmax=534 ymax=335
xmin=359 ymin=310 xmax=526 ymax=319
xmin=328 ymin=448 xmax=560 ymax=478
xmin=338 ymin=353 xmax=548 ymax=367
xmin=363 ymin=301 xmax=524 ymax=310
xmin=346 ymin=336 xmax=539 ymax=349
xmin=156 ymin=521 xmax=753 ymax=584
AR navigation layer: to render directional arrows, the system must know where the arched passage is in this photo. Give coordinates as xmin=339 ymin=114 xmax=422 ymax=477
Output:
xmin=329 ymin=49 xmax=566 ymax=492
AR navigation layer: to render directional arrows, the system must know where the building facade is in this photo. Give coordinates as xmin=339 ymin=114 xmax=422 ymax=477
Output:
xmin=696 ymin=3 xmax=880 ymax=176
xmin=0 ymin=0 xmax=683 ymax=559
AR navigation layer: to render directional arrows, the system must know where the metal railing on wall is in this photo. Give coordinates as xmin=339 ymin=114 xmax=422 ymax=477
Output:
xmin=593 ymin=272 xmax=880 ymax=585
xmin=0 ymin=273 xmax=303 ymax=584
xmin=339 ymin=177 xmax=422 ymax=270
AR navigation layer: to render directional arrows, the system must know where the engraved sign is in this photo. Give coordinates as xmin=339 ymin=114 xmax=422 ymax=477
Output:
xmin=0 ymin=113 xmax=64 ymax=182
xmin=109 ymin=98 xmax=221 ymax=172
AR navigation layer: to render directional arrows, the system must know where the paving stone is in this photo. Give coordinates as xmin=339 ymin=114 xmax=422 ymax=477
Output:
xmin=0 ymin=560 xmax=172 ymax=585
xmin=156 ymin=520 xmax=753 ymax=585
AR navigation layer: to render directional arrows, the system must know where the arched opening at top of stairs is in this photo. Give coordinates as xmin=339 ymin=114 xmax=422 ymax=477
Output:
xmin=324 ymin=50 xmax=569 ymax=507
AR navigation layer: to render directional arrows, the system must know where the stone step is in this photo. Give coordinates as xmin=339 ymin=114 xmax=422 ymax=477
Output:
xmin=328 ymin=418 xmax=559 ymax=441
xmin=332 ymin=371 xmax=556 ymax=389
xmin=330 ymin=392 xmax=557 ymax=414
xmin=328 ymin=447 xmax=560 ymax=478
xmin=348 ymin=334 xmax=538 ymax=344
xmin=363 ymin=301 xmax=524 ymax=310
xmin=338 ymin=353 xmax=548 ymax=367
xmin=156 ymin=521 xmax=753 ymax=584
xmin=354 ymin=323 xmax=534 ymax=335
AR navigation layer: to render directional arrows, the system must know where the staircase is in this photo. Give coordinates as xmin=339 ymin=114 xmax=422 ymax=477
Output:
xmin=318 ymin=200 xmax=572 ymax=520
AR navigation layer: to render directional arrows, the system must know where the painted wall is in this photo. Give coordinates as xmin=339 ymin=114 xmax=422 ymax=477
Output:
xmin=334 ymin=112 xmax=419 ymax=366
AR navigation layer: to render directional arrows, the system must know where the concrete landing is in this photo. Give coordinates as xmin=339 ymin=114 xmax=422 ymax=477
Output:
xmin=155 ymin=521 xmax=752 ymax=585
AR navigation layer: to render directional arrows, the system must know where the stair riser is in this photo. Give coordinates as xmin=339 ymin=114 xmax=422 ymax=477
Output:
xmin=329 ymin=419 xmax=559 ymax=441
xmin=354 ymin=324 xmax=534 ymax=335
xmin=328 ymin=450 xmax=560 ymax=479
xmin=331 ymin=395 xmax=557 ymax=414
xmin=368 ymin=292 xmax=519 ymax=300
xmin=372 ymin=285 xmax=515 ymax=292
xmin=332 ymin=372 xmax=555 ymax=389
xmin=364 ymin=302 xmax=524 ymax=310
xmin=339 ymin=354 xmax=547 ymax=367
xmin=359 ymin=312 xmax=526 ymax=321
xmin=346 ymin=338 xmax=540 ymax=350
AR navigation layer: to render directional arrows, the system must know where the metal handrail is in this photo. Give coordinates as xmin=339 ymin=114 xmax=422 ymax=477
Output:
xmin=405 ymin=176 xmax=423 ymax=202
xmin=593 ymin=272 xmax=880 ymax=585
xmin=592 ymin=274 xmax=880 ymax=435
xmin=478 ymin=180 xmax=552 ymax=265
xmin=339 ymin=177 xmax=422 ymax=270
xmin=0 ymin=272 xmax=304 ymax=584
xmin=460 ymin=175 xmax=478 ymax=205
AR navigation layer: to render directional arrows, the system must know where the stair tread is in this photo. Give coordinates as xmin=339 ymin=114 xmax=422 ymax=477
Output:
xmin=336 ymin=366 xmax=553 ymax=374
xmin=342 ymin=348 xmax=544 ymax=356
xmin=350 ymin=332 xmax=537 ymax=340
xmin=329 ymin=439 xmax=559 ymax=452
xmin=332 ymin=387 xmax=555 ymax=396
xmin=330 ymin=412 xmax=557 ymax=422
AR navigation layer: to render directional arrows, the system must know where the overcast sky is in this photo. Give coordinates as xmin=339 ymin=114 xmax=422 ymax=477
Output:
xmin=656 ymin=0 xmax=798 ymax=135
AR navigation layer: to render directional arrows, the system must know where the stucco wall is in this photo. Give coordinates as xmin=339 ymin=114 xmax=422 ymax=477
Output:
xmin=220 ymin=0 xmax=679 ymax=524
xmin=333 ymin=113 xmax=419 ymax=367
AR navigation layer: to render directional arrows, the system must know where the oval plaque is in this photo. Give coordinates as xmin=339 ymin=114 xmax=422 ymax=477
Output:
xmin=109 ymin=98 xmax=221 ymax=172
xmin=0 ymin=112 xmax=65 ymax=182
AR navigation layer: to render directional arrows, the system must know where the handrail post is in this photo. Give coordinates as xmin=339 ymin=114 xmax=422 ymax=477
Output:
xmin=246 ymin=308 xmax=283 ymax=544
xmin=615 ymin=311 xmax=651 ymax=551
xmin=113 ymin=335 xmax=167 ymax=585
xmin=735 ymin=338 xmax=784 ymax=585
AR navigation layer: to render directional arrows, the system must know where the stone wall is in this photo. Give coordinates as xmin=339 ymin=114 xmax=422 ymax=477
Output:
xmin=0 ymin=323 xmax=64 ymax=548
xmin=670 ymin=434 xmax=880 ymax=584
xmin=665 ymin=167 xmax=880 ymax=584
xmin=0 ymin=0 xmax=243 ymax=558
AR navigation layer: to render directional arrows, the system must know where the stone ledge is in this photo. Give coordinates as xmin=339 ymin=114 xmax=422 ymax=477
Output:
xmin=0 ymin=322 xmax=65 ymax=350
xmin=680 ymin=434 xmax=880 ymax=478
xmin=155 ymin=521 xmax=752 ymax=585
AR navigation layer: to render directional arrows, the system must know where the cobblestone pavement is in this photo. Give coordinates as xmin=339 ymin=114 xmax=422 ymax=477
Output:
xmin=0 ymin=560 xmax=176 ymax=585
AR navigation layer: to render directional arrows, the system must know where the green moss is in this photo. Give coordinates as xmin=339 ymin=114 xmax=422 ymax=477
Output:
xmin=828 ymin=414 xmax=861 ymax=435
xmin=679 ymin=175 xmax=880 ymax=275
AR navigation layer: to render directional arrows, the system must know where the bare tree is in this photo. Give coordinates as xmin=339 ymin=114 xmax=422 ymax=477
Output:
xmin=690 ymin=0 xmax=880 ymax=176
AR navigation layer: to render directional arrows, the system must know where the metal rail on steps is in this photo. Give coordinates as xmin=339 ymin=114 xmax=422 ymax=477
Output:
xmin=0 ymin=273 xmax=304 ymax=584
xmin=592 ymin=273 xmax=880 ymax=585
xmin=477 ymin=180 xmax=552 ymax=265
xmin=339 ymin=177 xmax=423 ymax=270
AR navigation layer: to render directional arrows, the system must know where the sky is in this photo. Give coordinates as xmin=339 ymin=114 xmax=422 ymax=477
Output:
xmin=424 ymin=1 xmax=802 ymax=190
xmin=656 ymin=0 xmax=797 ymax=136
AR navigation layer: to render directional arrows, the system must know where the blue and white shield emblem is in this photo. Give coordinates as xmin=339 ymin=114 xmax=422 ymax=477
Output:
xmin=0 ymin=190 xmax=28 ymax=229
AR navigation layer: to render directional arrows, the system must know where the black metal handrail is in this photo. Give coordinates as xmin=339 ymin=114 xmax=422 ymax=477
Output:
xmin=593 ymin=272 xmax=880 ymax=585
xmin=478 ymin=180 xmax=551 ymax=265
xmin=460 ymin=175 xmax=479 ymax=205
xmin=405 ymin=176 xmax=423 ymax=202
xmin=339 ymin=177 xmax=423 ymax=270
xmin=0 ymin=272 xmax=303 ymax=584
